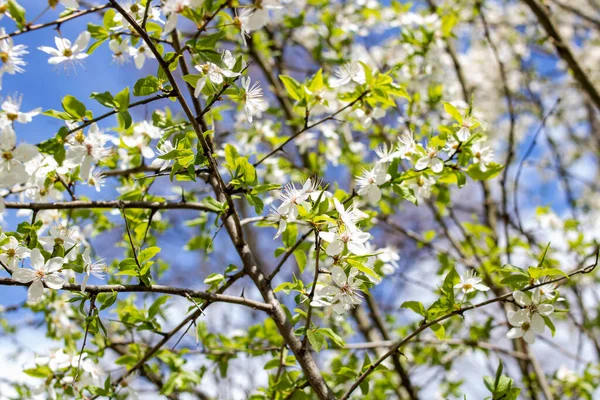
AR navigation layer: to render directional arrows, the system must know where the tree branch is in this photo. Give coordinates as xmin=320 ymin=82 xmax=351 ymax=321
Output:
xmin=4 ymin=200 xmax=217 ymax=213
xmin=0 ymin=4 xmax=110 ymax=41
xmin=521 ymin=0 xmax=600 ymax=110
xmin=340 ymin=250 xmax=599 ymax=400
xmin=0 ymin=277 xmax=271 ymax=312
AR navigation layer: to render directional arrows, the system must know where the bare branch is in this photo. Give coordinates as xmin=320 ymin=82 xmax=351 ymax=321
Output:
xmin=340 ymin=250 xmax=599 ymax=400
xmin=0 ymin=4 xmax=110 ymax=41
xmin=4 ymin=200 xmax=218 ymax=213
xmin=0 ymin=277 xmax=271 ymax=312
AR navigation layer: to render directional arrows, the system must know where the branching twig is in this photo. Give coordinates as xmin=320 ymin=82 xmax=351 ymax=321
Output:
xmin=0 ymin=4 xmax=110 ymax=41
xmin=340 ymin=250 xmax=599 ymax=400
xmin=0 ymin=277 xmax=271 ymax=311
xmin=4 ymin=200 xmax=217 ymax=213
xmin=253 ymin=91 xmax=370 ymax=167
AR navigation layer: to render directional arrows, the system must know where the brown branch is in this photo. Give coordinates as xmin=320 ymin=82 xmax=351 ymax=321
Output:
xmin=302 ymin=234 xmax=321 ymax=349
xmin=548 ymin=0 xmax=600 ymax=30
xmin=477 ymin=1 xmax=518 ymax=265
xmin=253 ymin=91 xmax=370 ymax=167
xmin=109 ymin=2 xmax=335 ymax=398
xmin=0 ymin=277 xmax=271 ymax=312
xmin=4 ymin=200 xmax=217 ymax=213
xmin=0 ymin=4 xmax=110 ymax=41
xmin=267 ymin=229 xmax=313 ymax=282
xmin=521 ymin=0 xmax=600 ymax=110
xmin=340 ymin=250 xmax=599 ymax=400
xmin=65 ymin=92 xmax=171 ymax=136
xmin=344 ymin=338 xmax=530 ymax=361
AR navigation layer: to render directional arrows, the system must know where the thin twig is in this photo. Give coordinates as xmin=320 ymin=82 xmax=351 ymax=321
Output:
xmin=0 ymin=4 xmax=110 ymax=41
xmin=4 ymin=200 xmax=217 ymax=213
xmin=513 ymin=99 xmax=560 ymax=232
xmin=340 ymin=249 xmax=599 ymax=400
xmin=253 ymin=91 xmax=370 ymax=167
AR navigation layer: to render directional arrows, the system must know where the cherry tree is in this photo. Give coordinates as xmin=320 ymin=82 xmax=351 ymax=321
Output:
xmin=0 ymin=0 xmax=599 ymax=399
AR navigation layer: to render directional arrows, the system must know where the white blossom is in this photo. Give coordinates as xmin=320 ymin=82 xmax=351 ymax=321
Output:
xmin=0 ymin=94 xmax=41 ymax=127
xmin=38 ymin=32 xmax=91 ymax=69
xmin=471 ymin=141 xmax=494 ymax=172
xmin=0 ymin=28 xmax=28 ymax=89
xmin=150 ymin=140 xmax=175 ymax=171
xmin=454 ymin=270 xmax=489 ymax=294
xmin=506 ymin=290 xmax=554 ymax=344
xmin=12 ymin=248 xmax=65 ymax=304
xmin=319 ymin=226 xmax=370 ymax=256
xmin=356 ymin=163 xmax=390 ymax=203
xmin=64 ymin=123 xmax=112 ymax=180
xmin=81 ymin=247 xmax=106 ymax=292
xmin=329 ymin=61 xmax=366 ymax=88
xmin=0 ymin=235 xmax=30 ymax=272
xmin=39 ymin=225 xmax=78 ymax=253
xmin=109 ymin=39 xmax=130 ymax=65
xmin=415 ymin=146 xmax=444 ymax=173
xmin=241 ymin=77 xmax=268 ymax=122
xmin=129 ymin=44 xmax=155 ymax=70
xmin=0 ymin=125 xmax=38 ymax=187
xmin=311 ymin=266 xmax=363 ymax=314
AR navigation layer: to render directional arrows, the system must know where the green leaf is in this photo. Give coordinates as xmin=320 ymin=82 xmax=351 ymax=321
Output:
xmin=494 ymin=360 xmax=504 ymax=391
xmin=466 ymin=162 xmax=504 ymax=181
xmin=280 ymin=75 xmax=304 ymax=101
xmin=119 ymin=258 xmax=139 ymax=271
xmin=430 ymin=323 xmax=445 ymax=339
xmin=204 ymin=273 xmax=224 ymax=285
xmin=8 ymin=1 xmax=26 ymax=29
xmin=139 ymin=246 xmax=160 ymax=264
xmin=500 ymin=274 xmax=530 ymax=286
xmin=43 ymin=109 xmax=76 ymax=120
xmin=99 ymin=292 xmax=118 ymax=311
xmin=346 ymin=258 xmax=380 ymax=280
xmin=443 ymin=102 xmax=463 ymax=124
xmin=401 ymin=301 xmax=426 ymax=317
xmin=306 ymin=330 xmax=324 ymax=352
xmin=542 ymin=315 xmax=556 ymax=337
xmin=114 ymin=86 xmax=130 ymax=111
xmin=90 ymin=91 xmax=117 ymax=108
xmin=134 ymin=76 xmax=161 ymax=96
xmin=200 ymin=196 xmax=226 ymax=213
xmin=23 ymin=366 xmax=53 ymax=378
xmin=62 ymin=95 xmax=87 ymax=119
xmin=318 ymin=327 xmax=345 ymax=347
xmin=293 ymin=249 xmax=307 ymax=273
xmin=148 ymin=295 xmax=169 ymax=318
xmin=118 ymin=111 xmax=132 ymax=129
xmin=536 ymin=242 xmax=551 ymax=268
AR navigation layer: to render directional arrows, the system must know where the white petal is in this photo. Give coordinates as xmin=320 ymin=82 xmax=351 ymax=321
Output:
xmin=347 ymin=241 xmax=367 ymax=255
xmin=325 ymin=240 xmax=343 ymax=256
xmin=28 ymin=280 xmax=44 ymax=303
xmin=415 ymin=157 xmax=429 ymax=170
xmin=74 ymin=31 xmax=91 ymax=52
xmin=430 ymin=158 xmax=443 ymax=173
xmin=332 ymin=302 xmax=346 ymax=315
xmin=506 ymin=327 xmax=523 ymax=339
xmin=507 ymin=309 xmax=528 ymax=326
xmin=29 ymin=248 xmax=44 ymax=270
xmin=44 ymin=274 xmax=65 ymax=289
xmin=512 ymin=291 xmax=530 ymax=307
xmin=537 ymin=304 xmax=554 ymax=316
xmin=44 ymin=257 xmax=64 ymax=274
xmin=318 ymin=231 xmax=336 ymax=243
xmin=12 ymin=268 xmax=36 ymax=283
xmin=331 ymin=265 xmax=347 ymax=287
xmin=531 ymin=313 xmax=545 ymax=334
xmin=474 ymin=283 xmax=489 ymax=291
xmin=523 ymin=329 xmax=536 ymax=344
